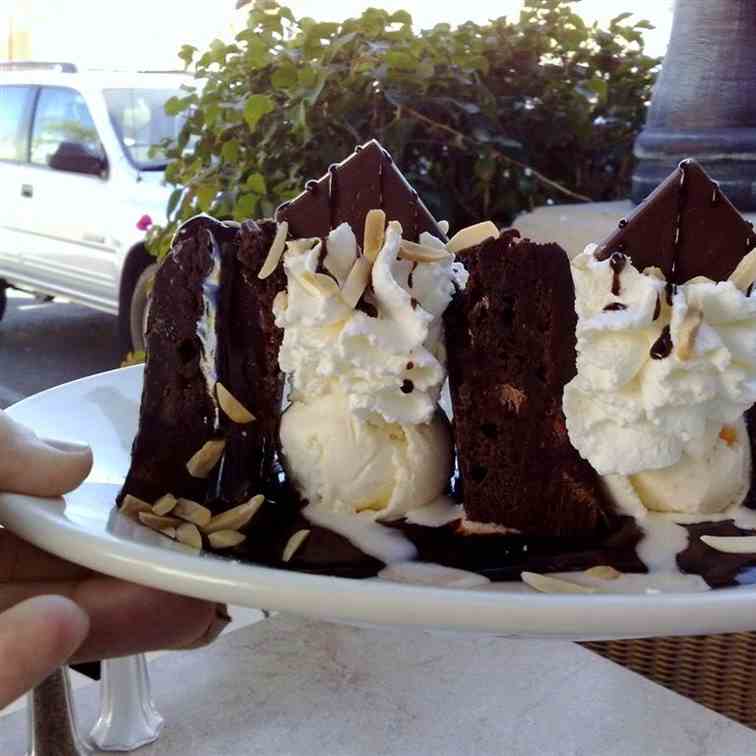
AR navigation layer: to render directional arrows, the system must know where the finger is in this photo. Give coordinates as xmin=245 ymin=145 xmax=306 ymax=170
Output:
xmin=0 ymin=531 xmax=90 ymax=583
xmin=0 ymin=596 xmax=89 ymax=708
xmin=0 ymin=414 xmax=92 ymax=497
xmin=0 ymin=578 xmax=225 ymax=661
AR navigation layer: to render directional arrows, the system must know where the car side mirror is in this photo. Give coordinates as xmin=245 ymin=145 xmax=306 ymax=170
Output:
xmin=48 ymin=141 xmax=107 ymax=177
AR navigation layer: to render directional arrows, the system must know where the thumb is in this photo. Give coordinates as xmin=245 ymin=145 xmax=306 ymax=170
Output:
xmin=0 ymin=414 xmax=93 ymax=497
xmin=0 ymin=596 xmax=90 ymax=708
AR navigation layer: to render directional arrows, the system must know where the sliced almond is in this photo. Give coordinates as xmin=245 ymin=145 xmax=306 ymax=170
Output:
xmin=204 ymin=494 xmax=265 ymax=534
xmin=159 ymin=527 xmax=177 ymax=539
xmin=521 ymin=572 xmax=596 ymax=594
xmin=675 ymin=306 xmax=703 ymax=361
xmin=700 ymin=535 xmax=756 ymax=554
xmin=363 ymin=209 xmax=386 ymax=262
xmin=121 ymin=494 xmax=152 ymax=518
xmin=176 ymin=522 xmax=203 ymax=550
xmin=152 ymin=493 xmax=178 ymax=516
xmin=296 ymin=271 xmax=339 ymax=298
xmin=399 ymin=240 xmax=452 ymax=264
xmin=208 ymin=530 xmax=247 ymax=549
xmin=584 ymin=565 xmax=622 ymax=581
xmin=216 ymin=382 xmax=255 ymax=424
xmin=438 ymin=220 xmax=450 ymax=235
xmin=272 ymin=290 xmax=288 ymax=314
xmin=139 ymin=512 xmax=182 ymax=531
xmin=282 ymin=529 xmax=310 ymax=562
xmin=173 ymin=498 xmax=212 ymax=528
xmin=728 ymin=248 xmax=756 ymax=291
xmin=447 ymin=221 xmax=499 ymax=254
xmin=186 ymin=439 xmax=226 ymax=478
xmin=340 ymin=256 xmax=372 ymax=309
xmin=258 ymin=221 xmax=288 ymax=279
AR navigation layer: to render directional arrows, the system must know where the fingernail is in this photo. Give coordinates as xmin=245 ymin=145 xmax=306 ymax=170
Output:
xmin=184 ymin=604 xmax=232 ymax=650
xmin=41 ymin=438 xmax=92 ymax=455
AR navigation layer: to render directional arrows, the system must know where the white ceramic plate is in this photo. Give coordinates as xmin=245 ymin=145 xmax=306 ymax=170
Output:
xmin=1 ymin=365 xmax=755 ymax=640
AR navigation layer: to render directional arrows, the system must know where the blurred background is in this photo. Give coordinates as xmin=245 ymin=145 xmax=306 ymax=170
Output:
xmin=0 ymin=0 xmax=672 ymax=407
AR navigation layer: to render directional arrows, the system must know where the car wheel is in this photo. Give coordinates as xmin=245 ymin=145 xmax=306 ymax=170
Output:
xmin=127 ymin=263 xmax=157 ymax=354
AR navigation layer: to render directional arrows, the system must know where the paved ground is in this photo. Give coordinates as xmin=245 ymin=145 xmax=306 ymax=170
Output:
xmin=0 ymin=290 xmax=123 ymax=409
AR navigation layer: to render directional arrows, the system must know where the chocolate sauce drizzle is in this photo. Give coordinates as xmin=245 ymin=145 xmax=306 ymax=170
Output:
xmin=650 ymin=324 xmax=673 ymax=360
xmin=603 ymin=302 xmax=627 ymax=312
xmin=653 ymin=294 xmax=661 ymax=321
xmin=327 ymin=164 xmax=339 ymax=229
xmin=669 ymin=160 xmax=690 ymax=284
xmin=609 ymin=252 xmax=626 ymax=296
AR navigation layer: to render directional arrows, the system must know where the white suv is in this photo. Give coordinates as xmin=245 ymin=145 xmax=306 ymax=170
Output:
xmin=0 ymin=62 xmax=189 ymax=351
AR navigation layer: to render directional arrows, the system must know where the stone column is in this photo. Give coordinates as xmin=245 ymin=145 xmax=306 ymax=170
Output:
xmin=632 ymin=0 xmax=756 ymax=209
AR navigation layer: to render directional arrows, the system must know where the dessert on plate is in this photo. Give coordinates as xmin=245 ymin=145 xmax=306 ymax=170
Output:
xmin=118 ymin=143 xmax=756 ymax=592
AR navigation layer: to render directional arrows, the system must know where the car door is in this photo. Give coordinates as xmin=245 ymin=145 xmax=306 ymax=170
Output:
xmin=22 ymin=85 xmax=116 ymax=305
xmin=0 ymin=84 xmax=37 ymax=279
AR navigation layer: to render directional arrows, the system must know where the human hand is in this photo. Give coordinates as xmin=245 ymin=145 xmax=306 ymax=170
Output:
xmin=0 ymin=413 xmax=228 ymax=707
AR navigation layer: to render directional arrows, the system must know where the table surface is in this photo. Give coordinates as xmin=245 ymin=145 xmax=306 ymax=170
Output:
xmin=1 ymin=612 xmax=755 ymax=756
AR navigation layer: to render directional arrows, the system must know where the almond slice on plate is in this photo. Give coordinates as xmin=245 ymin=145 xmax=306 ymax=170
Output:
xmin=152 ymin=493 xmax=178 ymax=516
xmin=121 ymin=494 xmax=152 ymax=518
xmin=700 ymin=535 xmax=756 ymax=554
xmin=584 ymin=565 xmax=622 ymax=581
xmin=204 ymin=495 xmax=265 ymax=534
xmin=173 ymin=499 xmax=212 ymax=528
xmin=283 ymin=529 xmax=311 ymax=562
xmin=208 ymin=530 xmax=247 ymax=549
xmin=521 ymin=572 xmax=596 ymax=594
xmin=176 ymin=522 xmax=203 ymax=550
xmin=139 ymin=512 xmax=182 ymax=531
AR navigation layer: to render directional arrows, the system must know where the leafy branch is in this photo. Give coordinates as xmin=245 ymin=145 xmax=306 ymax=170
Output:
xmin=148 ymin=0 xmax=660 ymax=258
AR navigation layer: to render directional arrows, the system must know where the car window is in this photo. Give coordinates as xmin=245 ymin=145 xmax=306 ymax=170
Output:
xmin=104 ymin=88 xmax=189 ymax=170
xmin=30 ymin=87 xmax=105 ymax=170
xmin=0 ymin=85 xmax=35 ymax=162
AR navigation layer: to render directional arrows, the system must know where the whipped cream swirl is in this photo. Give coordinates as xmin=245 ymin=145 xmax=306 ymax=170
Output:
xmin=563 ymin=247 xmax=756 ymax=480
xmin=274 ymin=221 xmax=468 ymax=425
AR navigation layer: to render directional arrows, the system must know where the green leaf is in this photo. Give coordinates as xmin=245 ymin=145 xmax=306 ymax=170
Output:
xmin=195 ymin=183 xmax=218 ymax=211
xmin=164 ymin=96 xmax=190 ymax=116
xmin=272 ymin=63 xmax=298 ymax=89
xmin=244 ymin=172 xmax=266 ymax=194
xmin=221 ymin=139 xmax=240 ymax=163
xmin=178 ymin=45 xmax=197 ymax=67
xmin=234 ymin=193 xmax=258 ymax=220
xmin=390 ymin=10 xmax=412 ymax=26
xmin=243 ymin=94 xmax=275 ymax=129
xmin=166 ymin=188 xmax=183 ymax=219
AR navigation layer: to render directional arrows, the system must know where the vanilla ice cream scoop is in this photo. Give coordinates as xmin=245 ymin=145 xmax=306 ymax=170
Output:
xmin=280 ymin=392 xmax=452 ymax=520
xmin=564 ymin=246 xmax=756 ymax=515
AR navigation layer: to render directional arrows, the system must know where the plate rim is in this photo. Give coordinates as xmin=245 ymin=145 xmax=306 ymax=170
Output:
xmin=2 ymin=365 xmax=756 ymax=640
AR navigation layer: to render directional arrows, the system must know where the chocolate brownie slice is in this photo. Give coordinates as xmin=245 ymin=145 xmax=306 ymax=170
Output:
xmin=118 ymin=215 xmax=285 ymax=513
xmin=444 ymin=231 xmax=613 ymax=536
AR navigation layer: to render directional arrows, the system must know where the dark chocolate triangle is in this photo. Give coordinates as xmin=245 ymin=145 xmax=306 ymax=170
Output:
xmin=596 ymin=159 xmax=755 ymax=283
xmin=275 ymin=139 xmax=446 ymax=243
